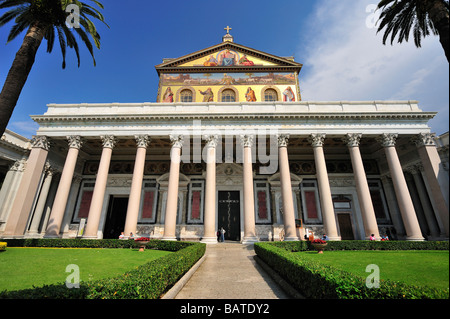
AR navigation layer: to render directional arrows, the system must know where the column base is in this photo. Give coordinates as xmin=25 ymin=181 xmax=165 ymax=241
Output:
xmin=242 ymin=236 xmax=259 ymax=245
xmin=201 ymin=237 xmax=218 ymax=244
xmin=162 ymin=236 xmax=177 ymax=242
xmin=43 ymin=234 xmax=60 ymax=239
xmin=82 ymin=236 xmax=99 ymax=239
xmin=327 ymin=236 xmax=342 ymax=241
xmin=405 ymin=235 xmax=425 ymax=241
xmin=284 ymin=237 xmax=300 ymax=242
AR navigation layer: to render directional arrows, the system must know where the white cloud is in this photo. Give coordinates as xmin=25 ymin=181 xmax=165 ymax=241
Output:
xmin=299 ymin=0 xmax=449 ymax=134
xmin=8 ymin=121 xmax=39 ymax=139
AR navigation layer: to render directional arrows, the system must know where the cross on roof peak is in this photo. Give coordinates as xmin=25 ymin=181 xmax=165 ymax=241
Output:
xmin=223 ymin=26 xmax=234 ymax=42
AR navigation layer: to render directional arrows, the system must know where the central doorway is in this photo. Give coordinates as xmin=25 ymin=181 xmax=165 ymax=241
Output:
xmin=218 ymin=191 xmax=241 ymax=241
xmin=103 ymin=196 xmax=129 ymax=239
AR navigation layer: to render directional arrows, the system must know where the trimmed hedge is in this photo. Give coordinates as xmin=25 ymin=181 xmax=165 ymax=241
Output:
xmin=255 ymin=241 xmax=449 ymax=299
xmin=3 ymin=238 xmax=193 ymax=251
xmin=0 ymin=239 xmax=206 ymax=299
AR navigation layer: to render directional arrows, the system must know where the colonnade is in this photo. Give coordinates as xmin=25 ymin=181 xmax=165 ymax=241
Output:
xmin=2 ymin=132 xmax=448 ymax=242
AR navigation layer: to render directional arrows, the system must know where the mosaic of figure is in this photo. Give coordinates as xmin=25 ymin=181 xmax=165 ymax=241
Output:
xmin=245 ymin=87 xmax=257 ymax=102
xmin=219 ymin=49 xmax=237 ymax=66
xmin=163 ymin=87 xmax=174 ymax=103
xmin=203 ymin=55 xmax=218 ymax=66
xmin=283 ymin=86 xmax=296 ymax=102
xmin=199 ymin=87 xmax=214 ymax=102
xmin=239 ymin=54 xmax=254 ymax=66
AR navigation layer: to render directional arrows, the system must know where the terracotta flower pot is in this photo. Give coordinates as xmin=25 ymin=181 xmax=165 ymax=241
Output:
xmin=135 ymin=241 xmax=149 ymax=252
xmin=312 ymin=243 xmax=328 ymax=254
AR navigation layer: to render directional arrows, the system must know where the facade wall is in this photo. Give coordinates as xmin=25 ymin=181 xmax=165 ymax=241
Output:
xmin=1 ymin=120 xmax=447 ymax=242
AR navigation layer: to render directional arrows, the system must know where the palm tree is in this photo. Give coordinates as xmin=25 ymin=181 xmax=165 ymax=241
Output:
xmin=377 ymin=0 xmax=449 ymax=62
xmin=0 ymin=0 xmax=108 ymax=136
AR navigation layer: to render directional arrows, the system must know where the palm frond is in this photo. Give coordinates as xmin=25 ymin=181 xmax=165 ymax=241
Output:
xmin=376 ymin=0 xmax=444 ymax=48
xmin=0 ymin=0 xmax=107 ymax=68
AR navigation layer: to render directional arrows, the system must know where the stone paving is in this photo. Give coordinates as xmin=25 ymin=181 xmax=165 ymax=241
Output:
xmin=172 ymin=242 xmax=291 ymax=299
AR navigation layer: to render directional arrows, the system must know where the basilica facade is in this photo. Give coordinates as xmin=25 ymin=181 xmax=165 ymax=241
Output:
xmin=0 ymin=30 xmax=448 ymax=243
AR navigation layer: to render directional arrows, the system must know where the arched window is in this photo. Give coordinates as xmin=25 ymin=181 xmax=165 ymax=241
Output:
xmin=180 ymin=89 xmax=193 ymax=103
xmin=264 ymin=89 xmax=278 ymax=102
xmin=221 ymin=89 xmax=236 ymax=102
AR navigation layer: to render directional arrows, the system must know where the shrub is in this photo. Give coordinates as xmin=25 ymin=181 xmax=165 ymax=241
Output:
xmin=254 ymin=241 xmax=449 ymax=299
xmin=0 ymin=240 xmax=206 ymax=299
xmin=0 ymin=242 xmax=6 ymax=252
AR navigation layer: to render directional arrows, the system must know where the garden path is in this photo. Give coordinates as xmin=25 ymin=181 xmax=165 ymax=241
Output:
xmin=170 ymin=242 xmax=292 ymax=299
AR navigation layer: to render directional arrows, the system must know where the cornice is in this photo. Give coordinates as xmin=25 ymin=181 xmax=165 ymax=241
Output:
xmin=31 ymin=112 xmax=436 ymax=123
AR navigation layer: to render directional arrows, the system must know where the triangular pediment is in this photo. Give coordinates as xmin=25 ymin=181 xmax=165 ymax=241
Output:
xmin=155 ymin=42 xmax=302 ymax=72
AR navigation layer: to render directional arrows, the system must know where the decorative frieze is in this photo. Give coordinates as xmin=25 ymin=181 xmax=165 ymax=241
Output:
xmin=83 ymin=160 xmax=205 ymax=175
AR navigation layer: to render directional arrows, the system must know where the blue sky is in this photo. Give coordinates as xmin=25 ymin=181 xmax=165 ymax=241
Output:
xmin=1 ymin=0 xmax=448 ymax=138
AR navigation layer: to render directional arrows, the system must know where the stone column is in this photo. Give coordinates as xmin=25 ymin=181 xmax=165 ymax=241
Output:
xmin=163 ymin=135 xmax=184 ymax=241
xmin=277 ymin=134 xmax=299 ymax=241
xmin=0 ymin=159 xmax=26 ymax=222
xmin=407 ymin=165 xmax=441 ymax=239
xmin=309 ymin=134 xmax=340 ymax=241
xmin=3 ymin=136 xmax=50 ymax=237
xmin=412 ymin=133 xmax=449 ymax=237
xmin=343 ymin=133 xmax=380 ymax=240
xmin=378 ymin=133 xmax=424 ymax=241
xmin=124 ymin=135 xmax=151 ymax=238
xmin=201 ymin=135 xmax=219 ymax=244
xmin=45 ymin=136 xmax=83 ymax=238
xmin=240 ymin=134 xmax=258 ymax=244
xmin=28 ymin=163 xmax=55 ymax=235
xmin=83 ymin=135 xmax=116 ymax=239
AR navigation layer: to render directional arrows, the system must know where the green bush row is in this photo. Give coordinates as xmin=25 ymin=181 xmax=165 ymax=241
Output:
xmin=3 ymin=238 xmax=194 ymax=251
xmin=254 ymin=241 xmax=449 ymax=299
xmin=0 ymin=240 xmax=206 ymax=299
xmin=264 ymin=240 xmax=449 ymax=252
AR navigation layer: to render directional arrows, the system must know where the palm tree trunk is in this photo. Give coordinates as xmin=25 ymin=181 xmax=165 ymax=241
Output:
xmin=425 ymin=0 xmax=450 ymax=62
xmin=0 ymin=22 xmax=46 ymax=137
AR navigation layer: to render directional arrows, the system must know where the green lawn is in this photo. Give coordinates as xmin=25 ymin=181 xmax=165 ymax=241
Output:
xmin=297 ymin=250 xmax=449 ymax=290
xmin=0 ymin=248 xmax=172 ymax=292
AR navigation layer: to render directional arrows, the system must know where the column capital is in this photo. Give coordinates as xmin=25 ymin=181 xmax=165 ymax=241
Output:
xmin=101 ymin=135 xmax=117 ymax=149
xmin=239 ymin=134 xmax=254 ymax=148
xmin=67 ymin=135 xmax=83 ymax=149
xmin=411 ymin=133 xmax=437 ymax=147
xmin=378 ymin=133 xmax=398 ymax=147
xmin=135 ymin=135 xmax=151 ymax=149
xmin=10 ymin=159 xmax=27 ymax=172
xmin=343 ymin=133 xmax=362 ymax=147
xmin=277 ymin=134 xmax=290 ymax=147
xmin=404 ymin=163 xmax=423 ymax=175
xmin=31 ymin=136 xmax=50 ymax=150
xmin=43 ymin=161 xmax=58 ymax=176
xmin=170 ymin=134 xmax=184 ymax=148
xmin=308 ymin=133 xmax=326 ymax=147
xmin=203 ymin=134 xmax=219 ymax=148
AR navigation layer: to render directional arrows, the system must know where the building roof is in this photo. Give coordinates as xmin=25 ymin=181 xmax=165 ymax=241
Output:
xmin=155 ymin=41 xmax=303 ymax=75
